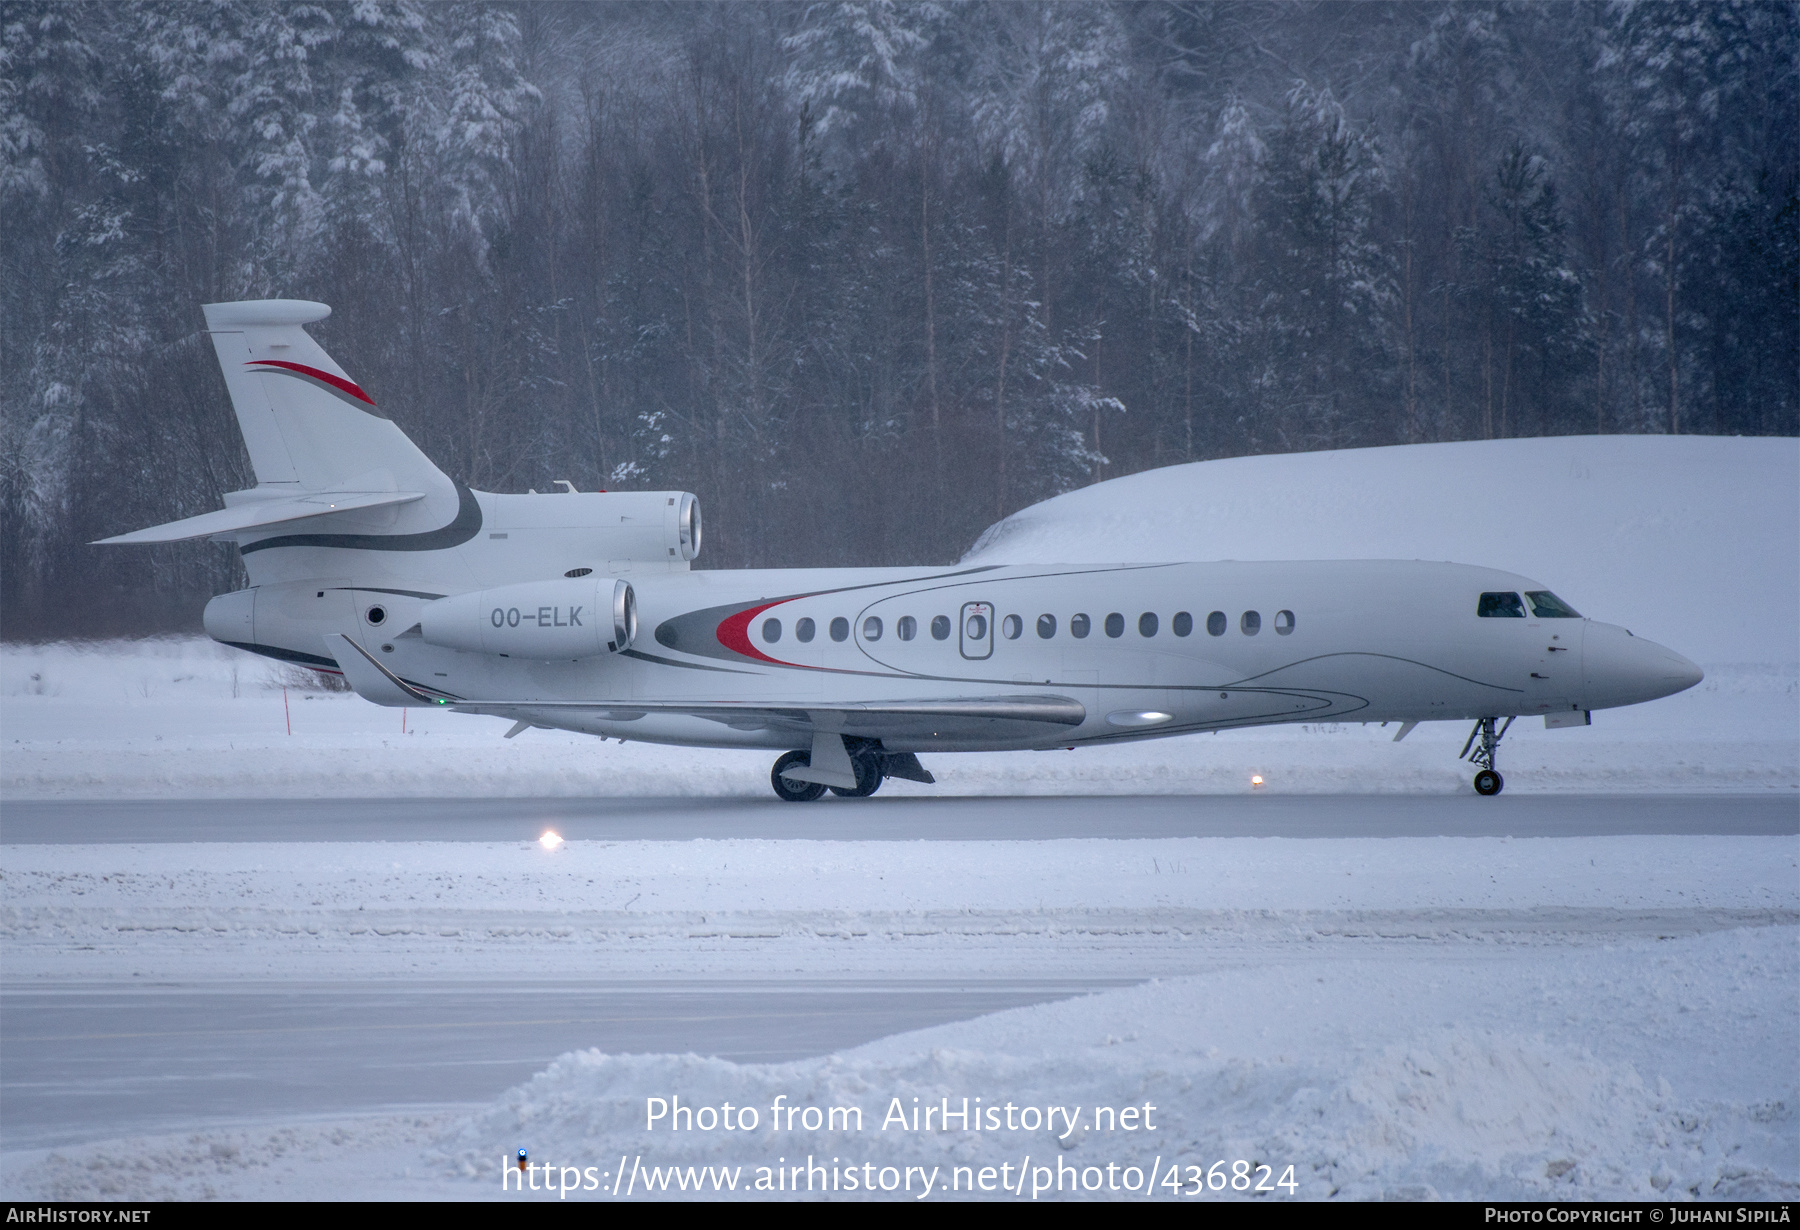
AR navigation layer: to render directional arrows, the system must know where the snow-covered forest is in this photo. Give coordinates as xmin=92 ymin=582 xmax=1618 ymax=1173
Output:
xmin=2 ymin=2 xmax=1794 ymax=636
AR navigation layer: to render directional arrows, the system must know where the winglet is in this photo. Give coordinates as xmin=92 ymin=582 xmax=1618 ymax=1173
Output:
xmin=323 ymin=633 xmax=434 ymax=708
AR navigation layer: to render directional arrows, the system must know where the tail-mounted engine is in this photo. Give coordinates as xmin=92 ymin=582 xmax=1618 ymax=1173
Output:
xmin=478 ymin=489 xmax=700 ymax=575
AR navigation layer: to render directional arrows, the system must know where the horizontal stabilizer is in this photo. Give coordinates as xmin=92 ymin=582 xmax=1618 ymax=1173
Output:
xmin=94 ymin=490 xmax=424 ymax=545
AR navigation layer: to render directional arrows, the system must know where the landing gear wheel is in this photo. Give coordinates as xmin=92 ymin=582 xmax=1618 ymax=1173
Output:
xmin=1461 ymin=716 xmax=1514 ymax=797
xmin=828 ymin=755 xmax=882 ymax=798
xmin=771 ymin=750 xmax=827 ymax=802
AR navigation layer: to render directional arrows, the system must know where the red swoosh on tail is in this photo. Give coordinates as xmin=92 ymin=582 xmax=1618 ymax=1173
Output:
xmin=248 ymin=360 xmax=376 ymax=406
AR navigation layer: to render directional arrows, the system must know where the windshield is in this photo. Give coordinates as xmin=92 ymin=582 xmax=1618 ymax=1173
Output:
xmin=1525 ymin=590 xmax=1582 ymax=618
xmin=1477 ymin=592 xmax=1525 ymax=618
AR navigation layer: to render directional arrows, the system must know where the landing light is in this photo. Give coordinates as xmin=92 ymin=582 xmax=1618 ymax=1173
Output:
xmin=1250 ymin=775 xmax=1264 ymax=788
xmin=539 ymin=830 xmax=564 ymax=851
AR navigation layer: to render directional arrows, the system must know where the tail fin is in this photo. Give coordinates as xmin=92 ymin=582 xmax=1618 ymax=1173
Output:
xmin=202 ymin=300 xmax=450 ymax=495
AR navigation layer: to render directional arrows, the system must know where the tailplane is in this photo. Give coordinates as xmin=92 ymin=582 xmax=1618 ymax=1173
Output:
xmin=95 ymin=299 xmax=457 ymax=546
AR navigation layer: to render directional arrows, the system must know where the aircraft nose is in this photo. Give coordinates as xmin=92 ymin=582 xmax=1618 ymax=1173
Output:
xmin=1664 ymin=651 xmax=1705 ymax=694
xmin=1584 ymin=622 xmax=1704 ymax=710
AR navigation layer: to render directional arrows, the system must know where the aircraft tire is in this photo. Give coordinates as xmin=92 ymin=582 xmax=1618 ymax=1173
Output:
xmin=771 ymin=750 xmax=827 ymax=802
xmin=1473 ymin=769 xmax=1504 ymax=796
xmin=828 ymin=754 xmax=883 ymax=798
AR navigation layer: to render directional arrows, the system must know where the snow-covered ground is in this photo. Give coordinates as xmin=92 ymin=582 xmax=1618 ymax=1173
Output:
xmin=2 ymin=435 xmax=1795 ymax=1201
xmin=5 ymin=834 xmax=1791 ymax=983
xmin=2 ymin=835 xmax=1794 ymax=1201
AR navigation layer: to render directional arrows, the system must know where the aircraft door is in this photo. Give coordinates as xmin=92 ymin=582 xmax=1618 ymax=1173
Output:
xmin=1524 ymin=617 xmax=1584 ymax=713
xmin=959 ymin=602 xmax=994 ymax=661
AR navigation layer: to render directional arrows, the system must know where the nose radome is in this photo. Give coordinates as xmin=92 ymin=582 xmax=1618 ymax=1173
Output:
xmin=1664 ymin=650 xmax=1704 ymax=694
xmin=1584 ymin=622 xmax=1704 ymax=710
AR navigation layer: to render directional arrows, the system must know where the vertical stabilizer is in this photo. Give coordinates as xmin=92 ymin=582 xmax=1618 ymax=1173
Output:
xmin=202 ymin=300 xmax=451 ymax=497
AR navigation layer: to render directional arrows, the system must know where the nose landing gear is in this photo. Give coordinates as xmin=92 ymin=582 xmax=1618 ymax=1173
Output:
xmin=1461 ymin=716 xmax=1514 ymax=796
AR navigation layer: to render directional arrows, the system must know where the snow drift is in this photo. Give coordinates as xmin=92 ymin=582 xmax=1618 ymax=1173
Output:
xmin=966 ymin=435 xmax=1798 ymax=667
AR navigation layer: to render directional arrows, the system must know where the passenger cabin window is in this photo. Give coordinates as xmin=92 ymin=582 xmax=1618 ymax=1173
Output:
xmin=1207 ymin=611 xmax=1227 ymax=636
xmin=1477 ymin=592 xmax=1526 ymax=618
xmin=1241 ymin=610 xmax=1261 ymax=635
xmin=796 ymin=617 xmax=816 ymax=642
xmin=930 ymin=615 xmax=951 ymax=641
xmin=1172 ymin=611 xmax=1193 ymax=637
xmin=829 ymin=616 xmax=849 ymax=642
xmin=762 ymin=618 xmax=781 ymax=643
xmin=1105 ymin=613 xmax=1124 ymax=638
xmin=898 ymin=615 xmax=917 ymax=641
xmin=1274 ymin=609 xmax=1295 ymax=635
xmin=1002 ymin=614 xmax=1023 ymax=640
xmin=1037 ymin=614 xmax=1057 ymax=639
xmin=1070 ymin=613 xmax=1091 ymax=638
xmin=1526 ymin=591 xmax=1582 ymax=618
xmin=862 ymin=616 xmax=882 ymax=641
xmin=1138 ymin=612 xmax=1158 ymax=637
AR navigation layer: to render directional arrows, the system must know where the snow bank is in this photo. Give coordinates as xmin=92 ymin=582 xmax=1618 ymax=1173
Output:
xmin=967 ymin=435 xmax=1799 ymax=667
xmin=4 ymin=833 xmax=1792 ymax=1200
xmin=437 ymin=929 xmax=1797 ymax=1201
xmin=16 ymin=924 xmax=1787 ymax=1201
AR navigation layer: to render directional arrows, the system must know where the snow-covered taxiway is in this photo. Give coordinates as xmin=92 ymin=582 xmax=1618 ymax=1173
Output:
xmin=1 ymin=435 xmax=1794 ymax=1201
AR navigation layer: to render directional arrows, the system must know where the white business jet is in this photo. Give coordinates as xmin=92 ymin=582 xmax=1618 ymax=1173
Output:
xmin=99 ymin=301 xmax=1703 ymax=798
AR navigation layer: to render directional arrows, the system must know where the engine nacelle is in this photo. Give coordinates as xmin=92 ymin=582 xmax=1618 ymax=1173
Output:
xmin=477 ymin=490 xmax=701 ymax=571
xmin=421 ymin=577 xmax=637 ymax=659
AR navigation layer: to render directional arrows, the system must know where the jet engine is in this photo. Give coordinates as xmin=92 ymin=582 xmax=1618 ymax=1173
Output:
xmin=421 ymin=576 xmax=637 ymax=658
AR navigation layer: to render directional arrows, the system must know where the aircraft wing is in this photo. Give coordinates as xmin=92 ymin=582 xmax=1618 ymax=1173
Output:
xmin=325 ymin=634 xmax=1085 ymax=739
xmin=449 ymin=694 xmax=1088 ymax=740
xmin=93 ymin=489 xmax=424 ymax=544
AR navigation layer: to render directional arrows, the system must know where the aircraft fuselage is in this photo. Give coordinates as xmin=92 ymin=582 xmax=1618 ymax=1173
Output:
xmin=219 ymin=557 xmax=1700 ymax=753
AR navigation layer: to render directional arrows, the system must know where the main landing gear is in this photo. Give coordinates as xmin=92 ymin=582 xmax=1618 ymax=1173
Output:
xmin=771 ymin=750 xmax=829 ymax=802
xmin=769 ymin=740 xmax=934 ymax=802
xmin=1460 ymin=716 xmax=1515 ymax=796
xmin=770 ymin=749 xmax=880 ymax=801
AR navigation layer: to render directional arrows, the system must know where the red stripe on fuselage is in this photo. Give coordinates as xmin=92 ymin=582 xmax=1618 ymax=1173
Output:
xmin=247 ymin=360 xmax=377 ymax=406
xmin=715 ymin=600 xmax=789 ymax=664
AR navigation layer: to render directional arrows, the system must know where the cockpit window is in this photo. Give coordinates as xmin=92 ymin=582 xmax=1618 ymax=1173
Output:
xmin=1477 ymin=592 xmax=1526 ymax=618
xmin=1525 ymin=591 xmax=1582 ymax=618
